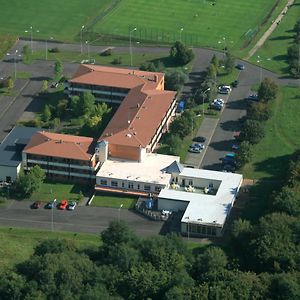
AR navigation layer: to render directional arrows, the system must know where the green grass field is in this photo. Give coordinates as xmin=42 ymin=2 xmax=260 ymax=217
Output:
xmin=29 ymin=181 xmax=89 ymax=202
xmin=92 ymin=193 xmax=137 ymax=209
xmin=0 ymin=0 xmax=113 ymax=41
xmin=93 ymin=0 xmax=283 ymax=50
xmin=242 ymin=86 xmax=300 ymax=180
xmin=249 ymin=0 xmax=300 ymax=75
xmin=0 ymin=227 xmax=99 ymax=269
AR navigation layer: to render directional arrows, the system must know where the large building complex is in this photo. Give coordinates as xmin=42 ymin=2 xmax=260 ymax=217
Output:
xmin=0 ymin=64 xmax=243 ymax=237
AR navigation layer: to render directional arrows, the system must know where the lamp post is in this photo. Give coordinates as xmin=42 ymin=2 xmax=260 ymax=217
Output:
xmin=192 ymin=114 xmax=201 ymax=138
xmin=257 ymin=56 xmax=271 ymax=83
xmin=85 ymin=40 xmax=90 ymax=61
xmin=218 ymin=37 xmax=227 ymax=57
xmin=118 ymin=204 xmax=123 ymax=222
xmin=179 ymin=28 xmax=183 ymax=42
xmin=80 ymin=25 xmax=85 ymax=54
xmin=45 ymin=37 xmax=54 ymax=60
xmin=202 ymin=87 xmax=211 ymax=116
xmin=51 ymin=199 xmax=57 ymax=232
xmin=25 ymin=26 xmax=39 ymax=53
xmin=129 ymin=27 xmax=137 ymax=66
xmin=6 ymin=50 xmax=21 ymax=79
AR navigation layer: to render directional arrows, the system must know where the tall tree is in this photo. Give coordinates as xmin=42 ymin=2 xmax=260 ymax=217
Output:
xmin=258 ymin=78 xmax=278 ymax=102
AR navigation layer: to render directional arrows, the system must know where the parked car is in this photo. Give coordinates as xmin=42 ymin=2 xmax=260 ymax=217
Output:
xmin=51 ymin=82 xmax=59 ymax=88
xmin=236 ymin=64 xmax=245 ymax=70
xmin=58 ymin=200 xmax=68 ymax=210
xmin=213 ymin=98 xmax=224 ymax=105
xmin=232 ymin=143 xmax=239 ymax=151
xmin=31 ymin=201 xmax=42 ymax=209
xmin=193 ymin=136 xmax=206 ymax=143
xmin=225 ymin=153 xmax=236 ymax=159
xmin=221 ymin=156 xmax=237 ymax=167
xmin=210 ymin=102 xmax=223 ymax=111
xmin=193 ymin=143 xmax=205 ymax=149
xmin=188 ymin=147 xmax=202 ymax=153
xmin=223 ymin=164 xmax=236 ymax=172
xmin=246 ymin=94 xmax=259 ymax=101
xmin=45 ymin=200 xmax=57 ymax=209
xmin=218 ymin=85 xmax=232 ymax=94
xmin=67 ymin=201 xmax=77 ymax=211
xmin=231 ymin=80 xmax=239 ymax=88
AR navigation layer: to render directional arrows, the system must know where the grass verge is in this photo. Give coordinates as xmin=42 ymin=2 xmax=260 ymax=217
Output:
xmin=92 ymin=192 xmax=137 ymax=209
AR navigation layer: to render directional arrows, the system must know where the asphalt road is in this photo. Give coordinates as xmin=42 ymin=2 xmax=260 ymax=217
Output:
xmin=0 ymin=200 xmax=163 ymax=237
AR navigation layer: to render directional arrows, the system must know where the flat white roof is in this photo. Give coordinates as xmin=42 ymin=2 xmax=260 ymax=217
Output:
xmin=96 ymin=153 xmax=179 ymax=185
xmin=158 ymin=169 xmax=243 ymax=226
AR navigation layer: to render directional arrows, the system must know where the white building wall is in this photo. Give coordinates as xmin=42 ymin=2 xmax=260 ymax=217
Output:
xmin=0 ymin=164 xmax=21 ymax=182
xmin=157 ymin=198 xmax=188 ymax=212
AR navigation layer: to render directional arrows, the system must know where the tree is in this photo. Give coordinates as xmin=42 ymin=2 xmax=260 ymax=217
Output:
xmin=247 ymin=101 xmax=271 ymax=121
xmin=56 ymin=99 xmax=68 ymax=117
xmin=165 ymin=70 xmax=188 ymax=91
xmin=79 ymin=92 xmax=95 ymax=116
xmin=41 ymin=80 xmax=48 ymax=92
xmin=271 ymin=186 xmax=300 ymax=216
xmin=34 ymin=239 xmax=77 ymax=256
xmin=69 ymin=95 xmax=81 ymax=116
xmin=224 ymin=51 xmax=235 ymax=74
xmin=236 ymin=141 xmax=253 ymax=167
xmin=7 ymin=78 xmax=14 ymax=90
xmin=240 ymin=120 xmax=265 ymax=144
xmin=211 ymin=54 xmax=219 ymax=69
xmin=28 ymin=165 xmax=46 ymax=192
xmin=258 ymin=78 xmax=278 ymax=102
xmin=207 ymin=63 xmax=217 ymax=80
xmin=54 ymin=60 xmax=63 ymax=79
xmin=41 ymin=104 xmax=52 ymax=122
xmin=0 ymin=270 xmax=26 ymax=300
xmin=166 ymin=134 xmax=182 ymax=155
xmin=169 ymin=41 xmax=194 ymax=65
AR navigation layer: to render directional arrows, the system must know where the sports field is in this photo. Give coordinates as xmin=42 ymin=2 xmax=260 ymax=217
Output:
xmin=0 ymin=0 xmax=113 ymax=41
xmin=93 ymin=0 xmax=283 ymax=49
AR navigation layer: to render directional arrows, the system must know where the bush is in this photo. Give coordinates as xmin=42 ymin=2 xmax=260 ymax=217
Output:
xmin=111 ymin=57 xmax=122 ymax=65
xmin=49 ymin=47 xmax=60 ymax=53
xmin=169 ymin=41 xmax=194 ymax=65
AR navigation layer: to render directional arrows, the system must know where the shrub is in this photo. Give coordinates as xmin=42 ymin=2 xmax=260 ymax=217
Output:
xmin=100 ymin=48 xmax=112 ymax=56
xmin=111 ymin=57 xmax=122 ymax=65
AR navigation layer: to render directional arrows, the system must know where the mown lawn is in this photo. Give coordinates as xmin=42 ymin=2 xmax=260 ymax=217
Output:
xmin=92 ymin=193 xmax=137 ymax=209
xmin=94 ymin=0 xmax=283 ymax=50
xmin=0 ymin=227 xmax=99 ymax=270
xmin=29 ymin=181 xmax=90 ymax=202
xmin=249 ymin=0 xmax=300 ymax=75
xmin=0 ymin=0 xmax=113 ymax=41
xmin=242 ymin=86 xmax=300 ymax=180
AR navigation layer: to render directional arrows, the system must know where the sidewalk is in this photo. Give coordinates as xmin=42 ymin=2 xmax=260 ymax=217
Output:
xmin=184 ymin=117 xmax=218 ymax=168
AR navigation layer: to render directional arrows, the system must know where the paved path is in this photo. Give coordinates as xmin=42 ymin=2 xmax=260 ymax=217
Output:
xmin=246 ymin=0 xmax=295 ymax=59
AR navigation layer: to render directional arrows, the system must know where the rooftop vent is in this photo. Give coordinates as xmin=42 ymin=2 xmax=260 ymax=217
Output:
xmin=126 ymin=133 xmax=132 ymax=138
xmin=137 ymin=103 xmax=140 ymax=108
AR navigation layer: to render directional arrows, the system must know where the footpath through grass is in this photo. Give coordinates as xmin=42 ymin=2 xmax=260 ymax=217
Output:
xmin=0 ymin=227 xmax=99 ymax=270
xmin=249 ymin=0 xmax=300 ymax=75
xmin=242 ymin=86 xmax=300 ymax=180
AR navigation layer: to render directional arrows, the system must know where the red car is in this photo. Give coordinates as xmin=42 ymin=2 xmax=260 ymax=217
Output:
xmin=58 ymin=200 xmax=68 ymax=210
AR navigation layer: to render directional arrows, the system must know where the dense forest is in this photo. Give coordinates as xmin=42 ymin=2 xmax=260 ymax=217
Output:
xmin=1 ymin=151 xmax=300 ymax=299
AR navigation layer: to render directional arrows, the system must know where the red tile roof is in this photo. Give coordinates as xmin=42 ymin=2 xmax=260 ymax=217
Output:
xmin=24 ymin=131 xmax=96 ymax=161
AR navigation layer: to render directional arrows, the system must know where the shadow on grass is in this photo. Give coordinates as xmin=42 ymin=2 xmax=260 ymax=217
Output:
xmin=272 ymin=54 xmax=287 ymax=61
xmin=269 ymin=35 xmax=293 ymax=41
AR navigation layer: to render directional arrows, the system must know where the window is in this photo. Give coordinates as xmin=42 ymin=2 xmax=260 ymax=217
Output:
xmin=111 ymin=181 xmax=118 ymax=187
xmin=128 ymin=183 xmax=134 ymax=189
xmin=144 ymin=185 xmax=151 ymax=191
xmin=188 ymin=180 xmax=193 ymax=186
xmin=211 ymin=227 xmax=217 ymax=236
xmin=121 ymin=182 xmax=125 ymax=188
xmin=137 ymin=184 xmax=140 ymax=190
xmin=155 ymin=186 xmax=161 ymax=192
xmin=100 ymin=179 xmax=107 ymax=186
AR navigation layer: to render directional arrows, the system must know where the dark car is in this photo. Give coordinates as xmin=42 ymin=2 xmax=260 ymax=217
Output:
xmin=232 ymin=80 xmax=239 ymax=88
xmin=31 ymin=201 xmax=42 ymax=209
xmin=223 ymin=164 xmax=236 ymax=172
xmin=193 ymin=136 xmax=206 ymax=143
xmin=210 ymin=102 xmax=222 ymax=111
xmin=45 ymin=200 xmax=57 ymax=209
xmin=236 ymin=64 xmax=245 ymax=70
xmin=246 ymin=94 xmax=259 ymax=101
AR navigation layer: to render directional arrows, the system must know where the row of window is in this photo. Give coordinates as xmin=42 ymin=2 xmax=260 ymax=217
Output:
xmin=187 ymin=223 xmax=217 ymax=236
xmin=27 ymin=154 xmax=90 ymax=166
xmin=99 ymin=179 xmax=161 ymax=192
xmin=70 ymin=83 xmax=129 ymax=94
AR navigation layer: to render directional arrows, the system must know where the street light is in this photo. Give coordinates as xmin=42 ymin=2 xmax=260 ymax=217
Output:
xmin=25 ymin=26 xmax=39 ymax=53
xmin=192 ymin=114 xmax=202 ymax=138
xmin=257 ymin=56 xmax=271 ymax=83
xmin=6 ymin=50 xmax=21 ymax=79
xmin=179 ymin=28 xmax=183 ymax=42
xmin=51 ymin=199 xmax=57 ymax=232
xmin=202 ymin=87 xmax=211 ymax=116
xmin=80 ymin=25 xmax=85 ymax=53
xmin=129 ymin=27 xmax=137 ymax=66
xmin=45 ymin=37 xmax=54 ymax=60
xmin=218 ymin=37 xmax=227 ymax=57
xmin=85 ymin=40 xmax=90 ymax=61
xmin=118 ymin=204 xmax=123 ymax=222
